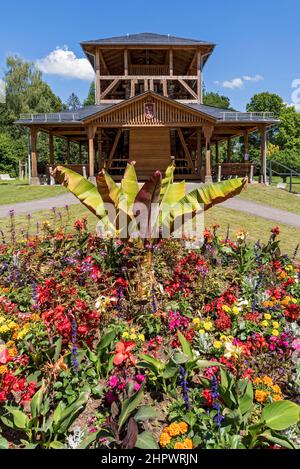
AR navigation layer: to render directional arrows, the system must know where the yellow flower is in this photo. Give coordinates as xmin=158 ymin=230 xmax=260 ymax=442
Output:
xmin=203 ymin=321 xmax=213 ymax=331
xmin=129 ymin=333 xmax=137 ymax=340
xmin=264 ymin=313 xmax=271 ymax=320
xmin=122 ymin=332 xmax=129 ymax=338
xmin=0 ymin=325 xmax=10 ymax=334
xmin=220 ymin=335 xmax=227 ymax=341
xmin=8 ymin=347 xmax=17 ymax=357
xmin=261 ymin=320 xmax=269 ymax=328
xmin=8 ymin=321 xmax=17 ymax=330
xmin=167 ymin=423 xmax=181 ymax=437
xmin=222 ymin=305 xmax=231 ymax=313
xmin=130 ymin=328 xmax=135 ymax=333
xmin=178 ymin=422 xmax=188 ymax=434
xmin=138 ymin=334 xmax=145 ymax=341
xmin=213 ymin=341 xmax=222 ymax=349
xmin=272 ymin=321 xmax=280 ymax=329
xmin=232 ymin=306 xmax=239 ymax=315
xmin=255 ymin=390 xmax=269 ymax=403
xmin=6 ymin=340 xmax=15 ymax=348
xmin=192 ymin=318 xmax=200 ymax=326
xmin=174 ymin=442 xmax=184 ymax=449
xmin=272 ymin=384 xmax=281 ymax=394
xmin=272 ymin=329 xmax=279 ymax=337
xmin=224 ymin=342 xmax=243 ymax=359
xmin=0 ymin=365 xmax=8 ymax=374
xmin=272 ymin=394 xmax=282 ymax=401
xmin=262 ymin=376 xmax=273 ymax=387
xmin=291 ymin=298 xmax=297 ymax=304
xmin=159 ymin=432 xmax=171 ymax=447
xmin=236 ymin=230 xmax=248 ymax=241
xmin=198 ymin=329 xmax=205 ymax=334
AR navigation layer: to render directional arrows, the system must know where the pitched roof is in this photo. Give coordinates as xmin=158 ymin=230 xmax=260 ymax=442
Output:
xmin=81 ymin=32 xmax=214 ymax=46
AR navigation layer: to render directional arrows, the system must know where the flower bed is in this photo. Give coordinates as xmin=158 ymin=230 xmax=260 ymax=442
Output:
xmin=0 ymin=221 xmax=299 ymax=449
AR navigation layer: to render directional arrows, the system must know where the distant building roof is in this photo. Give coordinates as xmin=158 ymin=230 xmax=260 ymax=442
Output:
xmin=81 ymin=32 xmax=215 ymax=47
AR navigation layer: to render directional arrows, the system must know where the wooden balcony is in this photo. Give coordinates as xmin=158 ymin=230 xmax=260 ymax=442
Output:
xmin=128 ymin=65 xmax=169 ymax=76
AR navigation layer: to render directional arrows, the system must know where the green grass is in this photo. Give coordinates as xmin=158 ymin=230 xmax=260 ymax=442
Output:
xmin=238 ymin=183 xmax=300 ymax=215
xmin=0 ymin=203 xmax=299 ymax=259
xmin=0 ymin=185 xmax=67 ymax=205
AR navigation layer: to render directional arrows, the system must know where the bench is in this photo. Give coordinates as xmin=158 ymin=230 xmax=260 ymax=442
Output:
xmin=0 ymin=174 xmax=16 ymax=181
xmin=212 ymin=163 xmax=255 ymax=182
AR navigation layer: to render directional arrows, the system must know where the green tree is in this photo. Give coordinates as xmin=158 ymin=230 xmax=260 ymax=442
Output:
xmin=246 ymin=92 xmax=284 ymax=118
xmin=67 ymin=92 xmax=81 ymax=110
xmin=276 ymin=105 xmax=300 ymax=149
xmin=203 ymin=91 xmax=231 ymax=109
xmin=84 ymin=82 xmax=95 ymax=106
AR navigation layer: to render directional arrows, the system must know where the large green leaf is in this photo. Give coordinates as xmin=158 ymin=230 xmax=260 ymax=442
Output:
xmin=262 ymin=400 xmax=300 ymax=430
xmin=135 ymin=431 xmax=159 ymax=449
xmin=121 ymin=162 xmax=139 ymax=208
xmin=172 ymin=178 xmax=247 ymax=219
xmin=134 ymin=406 xmax=158 ymax=422
xmin=4 ymin=407 xmax=29 ymax=430
xmin=239 ymin=380 xmax=254 ymax=415
xmin=260 ymin=430 xmax=296 ymax=449
xmin=177 ymin=330 xmax=193 ymax=360
xmin=52 ymin=166 xmax=113 ymax=231
xmin=118 ymin=386 xmax=144 ymax=430
xmin=133 ymin=170 xmax=162 ymax=238
xmin=160 ymin=163 xmax=175 ymax=199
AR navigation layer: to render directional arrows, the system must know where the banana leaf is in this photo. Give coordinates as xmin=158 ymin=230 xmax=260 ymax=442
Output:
xmin=121 ymin=162 xmax=139 ymax=209
xmin=160 ymin=162 xmax=175 ymax=199
xmin=133 ymin=170 xmax=162 ymax=239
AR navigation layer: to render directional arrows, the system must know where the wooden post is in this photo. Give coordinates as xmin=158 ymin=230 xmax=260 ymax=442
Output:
xmin=169 ymin=49 xmax=173 ymax=77
xmin=196 ymin=127 xmax=202 ymax=176
xmin=66 ymin=138 xmax=70 ymax=164
xmin=97 ymin=129 xmax=103 ymax=169
xmin=124 ymin=49 xmax=128 ymax=76
xmin=227 ymin=138 xmax=231 ymax=162
xmin=49 ymin=133 xmax=54 ymax=165
xmin=144 ymin=79 xmax=149 ymax=92
xmin=203 ymin=125 xmax=214 ymax=182
xmin=95 ymin=49 xmax=101 ymax=104
xmin=87 ymin=125 xmax=97 ymax=181
xmin=162 ymin=79 xmax=168 ymax=97
xmin=197 ymin=50 xmax=202 ymax=104
xmin=244 ymin=130 xmax=249 ymax=161
xmin=215 ymin=141 xmax=219 ymax=165
xmin=259 ymin=126 xmax=267 ymax=184
xmin=30 ymin=127 xmax=40 ymax=184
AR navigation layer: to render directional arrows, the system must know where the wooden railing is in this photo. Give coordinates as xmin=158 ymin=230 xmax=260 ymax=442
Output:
xmin=128 ymin=65 xmax=169 ymax=76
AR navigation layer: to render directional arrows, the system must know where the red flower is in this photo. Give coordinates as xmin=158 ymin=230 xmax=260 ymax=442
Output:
xmin=113 ymin=341 xmax=136 ymax=366
xmin=271 ymin=226 xmax=280 ymax=236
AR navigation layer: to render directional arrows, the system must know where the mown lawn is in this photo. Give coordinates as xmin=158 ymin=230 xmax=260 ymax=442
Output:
xmin=0 ymin=203 xmax=299 ymax=259
xmin=0 ymin=184 xmax=67 ymax=205
xmin=238 ymin=183 xmax=300 ymax=215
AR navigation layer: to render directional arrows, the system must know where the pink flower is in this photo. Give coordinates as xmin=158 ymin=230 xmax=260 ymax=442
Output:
xmin=292 ymin=339 xmax=300 ymax=351
xmin=135 ymin=374 xmax=145 ymax=383
xmin=134 ymin=382 xmax=141 ymax=392
xmin=109 ymin=375 xmax=119 ymax=388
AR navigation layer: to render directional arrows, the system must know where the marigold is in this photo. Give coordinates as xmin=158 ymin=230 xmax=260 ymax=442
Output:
xmin=159 ymin=432 xmax=171 ymax=447
xmin=174 ymin=442 xmax=184 ymax=449
xmin=182 ymin=438 xmax=193 ymax=449
xmin=167 ymin=423 xmax=181 ymax=437
xmin=262 ymin=376 xmax=273 ymax=387
xmin=0 ymin=365 xmax=8 ymax=374
xmin=255 ymin=389 xmax=269 ymax=403
xmin=178 ymin=422 xmax=188 ymax=434
xmin=273 ymin=394 xmax=282 ymax=401
xmin=272 ymin=384 xmax=281 ymax=394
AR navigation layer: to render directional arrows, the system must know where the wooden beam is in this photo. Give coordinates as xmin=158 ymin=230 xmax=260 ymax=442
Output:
xmin=99 ymin=50 xmax=109 ymax=74
xmin=30 ymin=127 xmax=38 ymax=178
xmin=259 ymin=125 xmax=267 ymax=184
xmin=97 ymin=129 xmax=103 ymax=169
xmin=108 ymin=129 xmax=122 ymax=165
xmin=130 ymin=80 xmax=136 ymax=98
xmin=100 ymin=79 xmax=120 ymax=99
xmin=177 ymin=128 xmax=194 ymax=169
xmin=178 ymin=79 xmax=198 ymax=100
xmin=144 ymin=79 xmax=148 ymax=92
xmin=87 ymin=125 xmax=97 ymax=178
xmin=124 ymin=49 xmax=128 ymax=76
xmin=197 ymin=50 xmax=202 ymax=104
xmin=162 ymin=79 xmax=168 ymax=97
xmin=95 ymin=50 xmax=101 ymax=104
xmin=203 ymin=125 xmax=214 ymax=182
xmin=169 ymin=49 xmax=173 ymax=77
xmin=149 ymin=79 xmax=154 ymax=91
xmin=98 ymin=75 xmax=198 ymax=80
xmin=196 ymin=128 xmax=202 ymax=175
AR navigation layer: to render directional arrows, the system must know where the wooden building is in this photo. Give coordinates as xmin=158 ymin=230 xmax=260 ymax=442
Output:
xmin=17 ymin=33 xmax=278 ymax=184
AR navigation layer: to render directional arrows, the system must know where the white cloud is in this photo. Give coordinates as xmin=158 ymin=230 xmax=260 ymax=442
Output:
xmin=0 ymin=79 xmax=5 ymax=103
xmin=36 ymin=46 xmax=94 ymax=81
xmin=215 ymin=74 xmax=264 ymax=89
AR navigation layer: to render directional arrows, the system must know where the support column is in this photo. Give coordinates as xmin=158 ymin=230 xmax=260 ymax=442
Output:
xmin=244 ymin=130 xmax=249 ymax=162
xmin=124 ymin=49 xmax=128 ymax=76
xmin=169 ymin=49 xmax=173 ymax=77
xmin=49 ymin=133 xmax=54 ymax=165
xmin=95 ymin=50 xmax=101 ymax=104
xmin=30 ymin=127 xmax=40 ymax=185
xmin=227 ymin=138 xmax=232 ymax=162
xmin=196 ymin=127 xmax=202 ymax=177
xmin=66 ymin=138 xmax=70 ymax=164
xmin=215 ymin=141 xmax=219 ymax=165
xmin=87 ymin=125 xmax=97 ymax=183
xmin=197 ymin=50 xmax=202 ymax=104
xmin=97 ymin=129 xmax=103 ymax=170
xmin=259 ymin=126 xmax=267 ymax=184
xmin=203 ymin=125 xmax=214 ymax=183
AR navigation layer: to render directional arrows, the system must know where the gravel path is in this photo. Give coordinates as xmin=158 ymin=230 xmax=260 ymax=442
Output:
xmin=0 ymin=191 xmax=300 ymax=229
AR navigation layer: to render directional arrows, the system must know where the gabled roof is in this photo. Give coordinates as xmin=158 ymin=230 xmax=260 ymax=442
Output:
xmin=81 ymin=32 xmax=215 ymax=47
xmin=16 ymin=91 xmax=278 ymax=126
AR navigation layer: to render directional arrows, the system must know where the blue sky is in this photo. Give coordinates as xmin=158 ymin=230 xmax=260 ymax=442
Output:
xmin=1 ymin=0 xmax=299 ymax=110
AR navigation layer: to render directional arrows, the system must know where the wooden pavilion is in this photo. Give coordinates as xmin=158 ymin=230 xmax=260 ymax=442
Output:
xmin=17 ymin=33 xmax=278 ymax=184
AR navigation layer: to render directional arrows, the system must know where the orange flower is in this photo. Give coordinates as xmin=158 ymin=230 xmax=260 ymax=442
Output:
xmin=113 ymin=341 xmax=136 ymax=366
xmin=182 ymin=438 xmax=193 ymax=449
xmin=262 ymin=376 xmax=273 ymax=387
xmin=167 ymin=423 xmax=181 ymax=437
xmin=273 ymin=394 xmax=282 ymax=401
xmin=159 ymin=432 xmax=171 ymax=447
xmin=174 ymin=442 xmax=184 ymax=449
xmin=178 ymin=422 xmax=188 ymax=434
xmin=255 ymin=389 xmax=269 ymax=403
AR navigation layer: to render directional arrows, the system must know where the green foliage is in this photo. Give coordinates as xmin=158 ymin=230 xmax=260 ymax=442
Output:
xmin=84 ymin=82 xmax=95 ymax=106
xmin=66 ymin=92 xmax=81 ymax=111
xmin=246 ymin=92 xmax=285 ymax=118
xmin=203 ymin=91 xmax=231 ymax=109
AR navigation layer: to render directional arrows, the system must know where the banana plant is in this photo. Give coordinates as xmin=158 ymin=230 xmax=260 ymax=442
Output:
xmin=52 ymin=163 xmax=247 ymax=299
